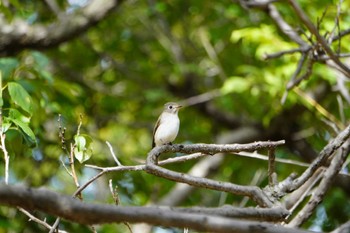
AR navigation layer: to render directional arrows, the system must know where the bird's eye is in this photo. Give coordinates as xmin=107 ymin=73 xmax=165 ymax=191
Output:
xmin=169 ymin=105 xmax=173 ymax=109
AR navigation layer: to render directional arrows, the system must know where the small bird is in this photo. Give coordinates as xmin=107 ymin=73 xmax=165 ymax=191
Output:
xmin=152 ymin=102 xmax=182 ymax=148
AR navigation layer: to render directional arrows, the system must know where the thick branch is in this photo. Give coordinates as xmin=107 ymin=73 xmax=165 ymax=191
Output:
xmin=146 ymin=141 xmax=285 ymax=207
xmin=0 ymin=0 xmax=122 ymax=56
xmin=281 ymin=124 xmax=350 ymax=192
xmin=0 ymin=185 xmax=315 ymax=233
xmin=178 ymin=205 xmax=289 ymax=222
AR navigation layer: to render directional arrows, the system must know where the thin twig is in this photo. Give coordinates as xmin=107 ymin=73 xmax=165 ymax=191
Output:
xmin=286 ymin=53 xmax=308 ymax=90
xmin=69 ymin=143 xmax=80 ymax=190
xmin=58 ymin=114 xmax=68 ymax=154
xmin=0 ymin=132 xmax=9 ymax=184
xmin=289 ymin=59 xmax=314 ymax=90
xmin=18 ymin=208 xmax=67 ymax=233
xmin=328 ymin=0 xmax=343 ymax=45
xmin=237 ymin=151 xmax=309 ymax=167
xmin=108 ymin=179 xmax=133 ymax=232
xmin=49 ymin=218 xmax=60 ymax=233
xmin=106 ymin=141 xmax=122 ymax=166
xmin=59 ymin=158 xmax=73 ymax=177
xmin=179 ymin=90 xmax=222 ymax=107
xmin=331 ymin=28 xmax=350 ymax=42
xmin=77 ymin=114 xmax=83 ymax=136
xmin=0 ymin=77 xmax=9 ymax=184
xmin=316 ymin=53 xmax=350 ymax=61
xmin=294 ymin=87 xmax=344 ymax=129
xmin=268 ymin=148 xmax=277 ymax=186
xmin=263 ymin=48 xmax=306 ymax=60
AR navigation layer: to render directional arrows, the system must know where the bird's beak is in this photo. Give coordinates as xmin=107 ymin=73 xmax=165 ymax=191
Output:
xmin=176 ymin=105 xmax=183 ymax=109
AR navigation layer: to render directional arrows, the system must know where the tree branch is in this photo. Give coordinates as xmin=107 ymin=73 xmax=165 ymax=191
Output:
xmin=0 ymin=184 xmax=314 ymax=233
xmin=0 ymin=0 xmax=123 ymax=56
xmin=280 ymin=123 xmax=350 ymax=193
xmin=146 ymin=141 xmax=285 ymax=207
xmin=288 ymin=142 xmax=350 ymax=227
xmin=267 ymin=4 xmax=309 ymax=47
xmin=287 ymin=0 xmax=350 ymax=77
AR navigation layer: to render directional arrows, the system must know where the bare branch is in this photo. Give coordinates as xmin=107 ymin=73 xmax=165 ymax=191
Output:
xmin=146 ymin=141 xmax=285 ymax=207
xmin=0 ymin=0 xmax=123 ymax=56
xmin=268 ymin=148 xmax=277 ymax=186
xmin=286 ymin=53 xmax=308 ymax=90
xmin=263 ymin=48 xmax=306 ymax=60
xmin=280 ymin=123 xmax=350 ymax=193
xmin=267 ymin=4 xmax=309 ymax=47
xmin=288 ymin=59 xmax=315 ymax=90
xmin=288 ymin=143 xmax=350 ymax=227
xmin=69 ymin=143 xmax=80 ymax=189
xmin=179 ymin=90 xmax=222 ymax=107
xmin=331 ymin=28 xmax=350 ymax=42
xmin=106 ymin=141 xmax=123 ymax=166
xmin=177 ymin=205 xmax=289 ymax=221
xmin=0 ymin=184 xmax=314 ymax=233
xmin=284 ymin=168 xmax=323 ymax=212
xmin=287 ymin=0 xmax=350 ymax=77
xmin=332 ymin=220 xmax=350 ymax=233
xmin=18 ymin=208 xmax=68 ymax=233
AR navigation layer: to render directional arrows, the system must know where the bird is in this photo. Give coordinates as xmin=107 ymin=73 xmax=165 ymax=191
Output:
xmin=152 ymin=102 xmax=182 ymax=148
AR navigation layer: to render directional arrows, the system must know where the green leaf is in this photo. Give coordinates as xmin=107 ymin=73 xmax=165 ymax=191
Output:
xmin=8 ymin=109 xmax=36 ymax=147
xmin=75 ymin=135 xmax=86 ymax=151
xmin=1 ymin=117 xmax=11 ymax=133
xmin=8 ymin=82 xmax=33 ymax=115
xmin=74 ymin=134 xmax=93 ymax=163
xmin=9 ymin=108 xmax=30 ymax=123
xmin=0 ymin=58 xmax=19 ymax=80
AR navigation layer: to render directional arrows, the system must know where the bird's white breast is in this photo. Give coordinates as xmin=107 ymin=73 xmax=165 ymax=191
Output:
xmin=154 ymin=112 xmax=180 ymax=146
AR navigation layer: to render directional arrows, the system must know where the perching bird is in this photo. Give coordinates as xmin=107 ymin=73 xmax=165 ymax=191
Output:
xmin=152 ymin=102 xmax=182 ymax=148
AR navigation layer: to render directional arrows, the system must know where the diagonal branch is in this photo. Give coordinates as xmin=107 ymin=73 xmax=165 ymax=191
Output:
xmin=0 ymin=0 xmax=123 ymax=56
xmin=288 ymin=142 xmax=350 ymax=227
xmin=280 ymin=123 xmax=350 ymax=193
xmin=267 ymin=4 xmax=309 ymax=47
xmin=287 ymin=0 xmax=350 ymax=77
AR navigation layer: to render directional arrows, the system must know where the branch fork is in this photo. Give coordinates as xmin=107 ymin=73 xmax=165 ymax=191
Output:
xmin=146 ymin=141 xmax=285 ymax=207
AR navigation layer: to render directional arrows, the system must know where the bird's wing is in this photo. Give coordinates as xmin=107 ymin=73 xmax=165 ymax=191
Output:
xmin=152 ymin=114 xmax=162 ymax=148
